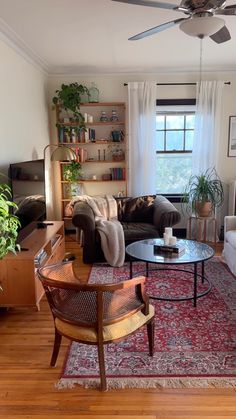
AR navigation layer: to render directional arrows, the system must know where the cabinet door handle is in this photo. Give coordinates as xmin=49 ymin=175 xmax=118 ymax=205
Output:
xmin=0 ymin=282 xmax=3 ymax=292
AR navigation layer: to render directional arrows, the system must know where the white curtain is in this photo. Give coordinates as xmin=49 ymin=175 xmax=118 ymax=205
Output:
xmin=192 ymin=80 xmax=224 ymax=175
xmin=190 ymin=80 xmax=224 ymax=241
xmin=128 ymin=81 xmax=157 ymax=196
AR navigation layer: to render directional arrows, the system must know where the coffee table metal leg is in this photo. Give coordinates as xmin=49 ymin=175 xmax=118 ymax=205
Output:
xmin=146 ymin=262 xmax=149 ymax=277
xmin=194 ymin=263 xmax=197 ymax=307
xmin=201 ymin=261 xmax=205 ymax=284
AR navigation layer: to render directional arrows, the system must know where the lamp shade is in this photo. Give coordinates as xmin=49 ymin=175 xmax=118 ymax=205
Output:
xmin=50 ymin=146 xmax=77 ymax=162
xmin=180 ymin=16 xmax=225 ymax=38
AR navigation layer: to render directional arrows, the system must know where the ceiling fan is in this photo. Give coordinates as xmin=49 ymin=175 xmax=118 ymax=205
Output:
xmin=112 ymin=0 xmax=236 ymax=43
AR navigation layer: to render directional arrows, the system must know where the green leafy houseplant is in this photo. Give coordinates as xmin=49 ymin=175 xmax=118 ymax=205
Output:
xmin=63 ymin=161 xmax=83 ymax=198
xmin=182 ymin=168 xmax=224 ymax=217
xmin=0 ymin=183 xmax=20 ymax=259
xmin=52 ymin=83 xmax=89 ymax=130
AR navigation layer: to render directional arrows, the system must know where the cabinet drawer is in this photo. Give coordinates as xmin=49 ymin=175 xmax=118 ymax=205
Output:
xmin=47 ymin=239 xmax=65 ymax=265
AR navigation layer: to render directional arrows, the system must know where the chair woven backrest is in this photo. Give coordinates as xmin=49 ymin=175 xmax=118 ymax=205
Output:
xmin=37 ymin=262 xmax=148 ymax=328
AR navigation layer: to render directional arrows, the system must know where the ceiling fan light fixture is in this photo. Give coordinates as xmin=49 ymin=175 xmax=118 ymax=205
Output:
xmin=179 ymin=16 xmax=225 ymax=38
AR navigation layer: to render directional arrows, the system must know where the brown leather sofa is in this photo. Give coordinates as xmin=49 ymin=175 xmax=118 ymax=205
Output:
xmin=72 ymin=195 xmax=181 ymax=264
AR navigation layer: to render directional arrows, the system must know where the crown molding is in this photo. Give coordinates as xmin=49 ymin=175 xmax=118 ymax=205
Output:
xmin=0 ymin=17 xmax=49 ymax=74
xmin=47 ymin=64 xmax=236 ymax=77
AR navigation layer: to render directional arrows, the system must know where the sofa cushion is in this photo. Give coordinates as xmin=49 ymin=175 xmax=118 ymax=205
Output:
xmin=225 ymin=230 xmax=236 ymax=249
xmin=120 ymin=196 xmax=155 ymax=223
xmin=121 ymin=222 xmax=159 ymax=242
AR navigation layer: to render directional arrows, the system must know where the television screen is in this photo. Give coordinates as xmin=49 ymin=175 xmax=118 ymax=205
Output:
xmin=9 ymin=159 xmax=46 ymax=229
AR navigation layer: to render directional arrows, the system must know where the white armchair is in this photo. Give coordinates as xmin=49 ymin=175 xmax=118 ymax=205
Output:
xmin=223 ymin=216 xmax=236 ymax=275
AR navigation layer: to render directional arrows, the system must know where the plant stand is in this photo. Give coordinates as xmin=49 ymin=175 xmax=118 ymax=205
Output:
xmin=188 ymin=215 xmax=217 ymax=244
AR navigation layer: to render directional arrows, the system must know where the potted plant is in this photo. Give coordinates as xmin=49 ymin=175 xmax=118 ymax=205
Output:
xmin=182 ymin=168 xmax=224 ymax=217
xmin=52 ymin=82 xmax=89 ymax=130
xmin=63 ymin=161 xmax=83 ymax=198
xmin=108 ymin=144 xmax=125 ymax=161
xmin=0 ymin=182 xmax=20 ymax=259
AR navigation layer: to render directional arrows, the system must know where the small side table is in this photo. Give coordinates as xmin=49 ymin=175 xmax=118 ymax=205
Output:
xmin=188 ymin=215 xmax=217 ymax=244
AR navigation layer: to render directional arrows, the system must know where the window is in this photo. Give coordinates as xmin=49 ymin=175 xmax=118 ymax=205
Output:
xmin=156 ymin=99 xmax=196 ymax=195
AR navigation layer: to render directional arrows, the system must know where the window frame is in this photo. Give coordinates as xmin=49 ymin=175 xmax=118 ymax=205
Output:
xmin=156 ymin=98 xmax=196 ymax=200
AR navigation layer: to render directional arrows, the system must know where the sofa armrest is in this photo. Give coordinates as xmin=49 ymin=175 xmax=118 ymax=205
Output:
xmin=153 ymin=195 xmax=181 ymax=236
xmin=72 ymin=202 xmax=96 ymax=263
xmin=72 ymin=202 xmax=95 ymax=231
xmin=224 ymin=216 xmax=236 ymax=237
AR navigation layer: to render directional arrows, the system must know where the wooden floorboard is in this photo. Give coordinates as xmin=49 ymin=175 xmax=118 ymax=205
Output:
xmin=0 ymin=234 xmax=235 ymax=418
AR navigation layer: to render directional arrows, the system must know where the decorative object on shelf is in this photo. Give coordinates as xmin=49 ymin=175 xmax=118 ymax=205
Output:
xmin=108 ymin=143 xmax=125 ymax=162
xmin=52 ymin=83 xmax=89 ymax=130
xmin=0 ymin=181 xmax=20 ymax=259
xmin=71 ymin=128 xmax=77 ymax=144
xmin=181 ymin=167 xmax=224 ymax=217
xmin=111 ymin=130 xmax=124 ymax=142
xmin=110 ymin=109 xmax=119 ymax=121
xmin=87 ymin=114 xmax=94 ymax=123
xmin=88 ymin=82 xmax=99 ymax=103
xmin=98 ymin=149 xmax=101 ymax=161
xmin=102 ymin=173 xmax=112 ymax=181
xmin=103 ymin=149 xmax=106 ymax=161
xmin=228 ymin=115 xmax=236 ymax=157
xmin=100 ymin=111 xmax=108 ymax=122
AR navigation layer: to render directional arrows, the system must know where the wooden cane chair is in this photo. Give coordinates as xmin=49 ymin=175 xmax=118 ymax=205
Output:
xmin=37 ymin=261 xmax=155 ymax=391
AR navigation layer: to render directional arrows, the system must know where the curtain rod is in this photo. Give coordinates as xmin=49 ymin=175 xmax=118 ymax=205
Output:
xmin=123 ymin=82 xmax=231 ymax=86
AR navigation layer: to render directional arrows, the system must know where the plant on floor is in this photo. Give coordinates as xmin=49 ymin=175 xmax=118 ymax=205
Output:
xmin=0 ymin=182 xmax=20 ymax=259
xmin=181 ymin=167 xmax=224 ymax=217
xmin=52 ymin=82 xmax=89 ymax=130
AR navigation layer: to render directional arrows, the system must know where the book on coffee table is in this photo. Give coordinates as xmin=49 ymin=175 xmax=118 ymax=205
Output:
xmin=154 ymin=243 xmax=185 ymax=255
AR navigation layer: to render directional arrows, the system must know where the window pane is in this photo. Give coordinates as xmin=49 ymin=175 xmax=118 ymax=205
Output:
xmin=166 ymin=131 xmax=183 ymax=151
xmin=186 ymin=114 xmax=195 ymax=129
xmin=156 ymin=115 xmax=164 ymax=130
xmin=185 ymin=130 xmax=194 ymax=150
xmin=156 ymin=153 xmax=192 ymax=194
xmin=156 ymin=131 xmax=164 ymax=151
xmin=166 ymin=115 xmax=184 ymax=129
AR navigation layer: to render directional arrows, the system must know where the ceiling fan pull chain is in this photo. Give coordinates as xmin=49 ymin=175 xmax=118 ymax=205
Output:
xmin=199 ymin=37 xmax=203 ymax=92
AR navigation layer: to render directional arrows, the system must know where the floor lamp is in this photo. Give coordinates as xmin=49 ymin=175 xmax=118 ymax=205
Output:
xmin=43 ymin=144 xmax=76 ymax=220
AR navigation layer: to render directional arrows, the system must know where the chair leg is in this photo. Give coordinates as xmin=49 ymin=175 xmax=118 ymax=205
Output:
xmin=97 ymin=342 xmax=107 ymax=391
xmin=147 ymin=318 xmax=155 ymax=357
xmin=50 ymin=328 xmax=62 ymax=367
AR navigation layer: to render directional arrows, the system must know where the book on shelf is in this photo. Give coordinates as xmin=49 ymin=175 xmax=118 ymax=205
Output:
xmin=154 ymin=243 xmax=185 ymax=255
xmin=110 ymin=167 xmax=125 ymax=180
xmin=57 ymin=127 xmax=96 ymax=143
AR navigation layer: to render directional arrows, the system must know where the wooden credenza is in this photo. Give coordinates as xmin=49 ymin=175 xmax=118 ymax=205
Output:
xmin=0 ymin=221 xmax=65 ymax=310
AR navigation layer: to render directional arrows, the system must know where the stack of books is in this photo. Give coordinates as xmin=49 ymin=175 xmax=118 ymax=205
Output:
xmin=154 ymin=242 xmax=185 ymax=255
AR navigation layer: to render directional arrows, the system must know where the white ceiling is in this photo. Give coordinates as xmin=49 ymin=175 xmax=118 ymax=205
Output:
xmin=0 ymin=0 xmax=236 ymax=74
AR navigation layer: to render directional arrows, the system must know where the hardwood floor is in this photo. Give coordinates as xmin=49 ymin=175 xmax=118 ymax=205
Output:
xmin=0 ymin=235 xmax=235 ymax=418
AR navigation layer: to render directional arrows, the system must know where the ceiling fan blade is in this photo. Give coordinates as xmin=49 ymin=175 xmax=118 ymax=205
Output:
xmin=111 ymin=0 xmax=178 ymax=11
xmin=215 ymin=5 xmax=236 ymax=15
xmin=128 ymin=18 xmax=188 ymax=40
xmin=201 ymin=0 xmax=226 ymax=10
xmin=210 ymin=25 xmax=231 ymax=43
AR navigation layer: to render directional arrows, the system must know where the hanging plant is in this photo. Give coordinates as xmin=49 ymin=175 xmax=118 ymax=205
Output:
xmin=52 ymin=83 xmax=89 ymax=130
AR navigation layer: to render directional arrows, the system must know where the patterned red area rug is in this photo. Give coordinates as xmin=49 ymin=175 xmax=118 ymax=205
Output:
xmin=58 ymin=257 xmax=236 ymax=389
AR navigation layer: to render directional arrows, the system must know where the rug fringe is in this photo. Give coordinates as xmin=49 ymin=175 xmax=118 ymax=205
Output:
xmin=56 ymin=377 xmax=236 ymax=390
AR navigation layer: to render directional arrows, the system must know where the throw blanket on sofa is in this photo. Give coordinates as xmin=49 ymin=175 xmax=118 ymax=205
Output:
xmin=66 ymin=195 xmax=125 ymax=267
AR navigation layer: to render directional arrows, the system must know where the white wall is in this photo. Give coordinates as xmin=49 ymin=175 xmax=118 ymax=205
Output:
xmin=48 ymin=72 xmax=236 ymax=220
xmin=0 ymin=39 xmax=50 ymax=178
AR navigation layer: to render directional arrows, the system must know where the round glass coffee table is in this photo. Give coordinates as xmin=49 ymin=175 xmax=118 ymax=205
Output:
xmin=126 ymin=238 xmax=215 ymax=307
